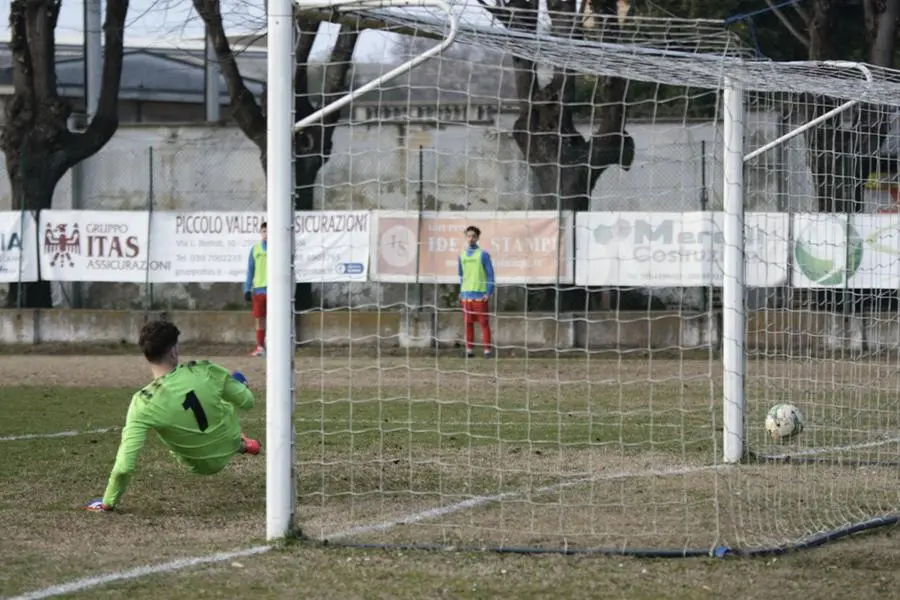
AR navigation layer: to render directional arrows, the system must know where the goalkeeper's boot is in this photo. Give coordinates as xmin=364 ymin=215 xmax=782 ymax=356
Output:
xmin=241 ymin=433 xmax=261 ymax=455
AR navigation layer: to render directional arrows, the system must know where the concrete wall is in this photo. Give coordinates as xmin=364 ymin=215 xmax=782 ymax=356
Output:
xmin=1 ymin=309 xmax=896 ymax=354
xmin=1 ymin=115 xmax=891 ymax=311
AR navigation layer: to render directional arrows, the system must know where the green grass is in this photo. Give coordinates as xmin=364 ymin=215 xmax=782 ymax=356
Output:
xmin=2 ymin=354 xmax=900 ymax=598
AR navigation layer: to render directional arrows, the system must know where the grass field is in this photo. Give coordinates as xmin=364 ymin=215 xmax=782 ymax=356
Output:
xmin=2 ymin=347 xmax=900 ymax=599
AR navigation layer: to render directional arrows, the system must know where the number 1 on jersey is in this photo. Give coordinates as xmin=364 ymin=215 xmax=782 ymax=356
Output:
xmin=182 ymin=391 xmax=209 ymax=432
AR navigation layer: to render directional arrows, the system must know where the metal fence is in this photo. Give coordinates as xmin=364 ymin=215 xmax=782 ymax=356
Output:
xmin=0 ymin=119 xmax=809 ymax=311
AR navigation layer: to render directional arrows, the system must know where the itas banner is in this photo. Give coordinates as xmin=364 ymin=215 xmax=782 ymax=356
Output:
xmin=575 ymin=212 xmax=790 ymax=287
xmin=0 ymin=211 xmax=39 ymax=283
xmin=148 ymin=211 xmax=370 ymax=283
xmin=39 ymin=210 xmax=155 ymax=282
xmin=370 ymin=210 xmax=574 ymax=284
xmin=792 ymin=213 xmax=900 ymax=289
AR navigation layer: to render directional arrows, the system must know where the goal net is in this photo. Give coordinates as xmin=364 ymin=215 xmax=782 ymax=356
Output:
xmin=280 ymin=4 xmax=900 ymax=554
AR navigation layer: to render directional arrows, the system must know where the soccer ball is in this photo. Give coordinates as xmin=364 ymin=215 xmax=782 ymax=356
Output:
xmin=765 ymin=403 xmax=804 ymax=442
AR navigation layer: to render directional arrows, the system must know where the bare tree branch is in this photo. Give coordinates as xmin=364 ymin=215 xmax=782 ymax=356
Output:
xmin=321 ymin=22 xmax=359 ymax=127
xmin=765 ymin=0 xmax=810 ymax=48
xmin=807 ymin=0 xmax=836 ymax=60
xmin=68 ymin=0 xmax=129 ymax=165
xmin=473 ymin=0 xmax=633 ymax=214
xmin=864 ymin=0 xmax=900 ymax=67
xmin=293 ymin=16 xmax=319 ymax=116
xmin=791 ymin=1 xmax=810 ymax=25
xmin=193 ymin=0 xmax=266 ymax=152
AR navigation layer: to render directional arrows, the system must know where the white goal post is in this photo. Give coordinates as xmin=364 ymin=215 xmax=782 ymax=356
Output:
xmin=266 ymin=0 xmax=460 ymax=541
xmin=721 ymin=63 xmax=875 ymax=465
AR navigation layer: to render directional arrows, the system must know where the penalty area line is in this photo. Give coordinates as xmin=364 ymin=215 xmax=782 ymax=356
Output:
xmin=6 ymin=546 xmax=272 ymax=600
xmin=0 ymin=427 xmax=120 ymax=442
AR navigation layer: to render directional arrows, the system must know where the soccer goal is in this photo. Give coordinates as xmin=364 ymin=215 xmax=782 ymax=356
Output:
xmin=266 ymin=0 xmax=900 ymax=555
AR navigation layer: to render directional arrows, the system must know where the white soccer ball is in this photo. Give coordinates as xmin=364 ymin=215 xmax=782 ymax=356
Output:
xmin=765 ymin=403 xmax=804 ymax=442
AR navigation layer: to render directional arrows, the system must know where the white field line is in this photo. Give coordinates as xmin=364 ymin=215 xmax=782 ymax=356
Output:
xmin=8 ymin=463 xmax=723 ymax=600
xmin=6 ymin=546 xmax=272 ymax=600
xmin=757 ymin=434 xmax=900 ymax=460
xmin=324 ymin=463 xmax=724 ymax=541
xmin=0 ymin=427 xmax=120 ymax=442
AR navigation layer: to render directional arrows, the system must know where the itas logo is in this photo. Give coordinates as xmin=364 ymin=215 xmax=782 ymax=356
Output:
xmin=44 ymin=223 xmax=81 ymax=267
xmin=44 ymin=220 xmax=147 ymax=272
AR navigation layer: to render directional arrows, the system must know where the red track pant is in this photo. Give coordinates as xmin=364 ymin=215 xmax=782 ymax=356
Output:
xmin=461 ymin=298 xmax=492 ymax=351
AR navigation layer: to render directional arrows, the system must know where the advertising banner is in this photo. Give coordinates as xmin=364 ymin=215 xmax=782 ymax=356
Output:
xmin=39 ymin=210 xmax=154 ymax=282
xmin=371 ymin=210 xmax=574 ymax=284
xmin=792 ymin=213 xmax=900 ymax=289
xmin=39 ymin=211 xmax=371 ymax=284
xmin=149 ymin=211 xmax=370 ymax=283
xmin=149 ymin=211 xmax=264 ymax=283
xmin=0 ymin=211 xmax=38 ymax=283
xmin=575 ymin=212 xmax=790 ymax=287
xmin=294 ymin=211 xmax=370 ymax=283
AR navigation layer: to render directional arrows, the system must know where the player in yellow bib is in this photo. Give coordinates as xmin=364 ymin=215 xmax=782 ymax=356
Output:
xmin=244 ymin=222 xmax=268 ymax=357
xmin=458 ymin=225 xmax=495 ymax=357
xmin=82 ymin=320 xmax=261 ymax=512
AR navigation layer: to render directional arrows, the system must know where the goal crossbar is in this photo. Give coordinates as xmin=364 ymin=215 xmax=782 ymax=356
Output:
xmin=292 ymin=0 xmax=460 ymax=134
xmin=743 ymin=61 xmax=874 ymax=163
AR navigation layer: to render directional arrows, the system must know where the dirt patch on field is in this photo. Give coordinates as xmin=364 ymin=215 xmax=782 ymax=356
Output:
xmin=0 ymin=354 xmax=268 ymax=388
xmin=6 ymin=348 xmax=900 ymax=391
xmin=1 ymin=354 xmax=715 ymax=390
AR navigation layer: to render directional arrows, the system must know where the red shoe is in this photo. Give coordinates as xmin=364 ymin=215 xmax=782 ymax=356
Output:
xmin=241 ymin=433 xmax=261 ymax=455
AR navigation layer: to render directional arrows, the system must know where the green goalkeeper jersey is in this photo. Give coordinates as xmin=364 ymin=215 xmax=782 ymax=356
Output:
xmin=102 ymin=360 xmax=255 ymax=507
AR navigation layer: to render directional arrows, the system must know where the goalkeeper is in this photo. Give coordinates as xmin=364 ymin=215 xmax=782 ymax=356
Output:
xmin=82 ymin=319 xmax=261 ymax=512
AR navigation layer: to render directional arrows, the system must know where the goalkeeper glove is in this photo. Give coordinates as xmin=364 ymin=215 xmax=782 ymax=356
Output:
xmin=81 ymin=498 xmax=113 ymax=512
xmin=232 ymin=370 xmax=249 ymax=387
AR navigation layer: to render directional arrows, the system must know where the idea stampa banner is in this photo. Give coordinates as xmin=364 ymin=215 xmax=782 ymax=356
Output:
xmin=148 ymin=211 xmax=370 ymax=283
xmin=0 ymin=211 xmax=39 ymax=283
xmin=39 ymin=210 xmax=152 ymax=282
xmin=370 ymin=210 xmax=574 ymax=284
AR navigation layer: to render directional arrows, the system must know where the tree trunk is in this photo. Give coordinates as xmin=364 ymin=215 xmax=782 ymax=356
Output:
xmin=802 ymin=0 xmax=897 ymax=214
xmin=3 ymin=177 xmax=53 ymax=308
xmin=290 ymin=20 xmax=358 ymax=311
xmin=482 ymin=0 xmax=634 ymax=311
xmin=195 ymin=4 xmax=358 ymax=313
xmin=1 ymin=0 xmax=128 ymax=308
